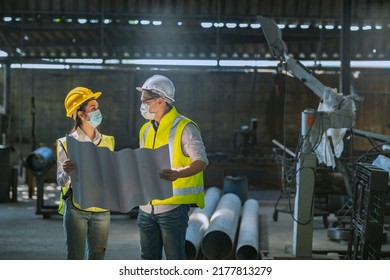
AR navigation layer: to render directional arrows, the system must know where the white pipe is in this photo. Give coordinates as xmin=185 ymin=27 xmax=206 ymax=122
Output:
xmin=200 ymin=193 xmax=241 ymax=259
xmin=236 ymin=199 xmax=260 ymax=260
xmin=185 ymin=186 xmax=222 ymax=259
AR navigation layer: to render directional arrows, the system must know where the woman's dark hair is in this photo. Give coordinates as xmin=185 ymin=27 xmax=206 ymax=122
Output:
xmin=69 ymin=98 xmax=95 ymax=133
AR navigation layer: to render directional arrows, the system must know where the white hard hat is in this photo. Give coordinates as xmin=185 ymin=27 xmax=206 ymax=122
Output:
xmin=136 ymin=75 xmax=175 ymax=104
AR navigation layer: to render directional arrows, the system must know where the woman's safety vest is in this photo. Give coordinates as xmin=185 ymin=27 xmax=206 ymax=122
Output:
xmin=56 ymin=134 xmax=115 ymax=215
xmin=139 ymin=107 xmax=205 ymax=208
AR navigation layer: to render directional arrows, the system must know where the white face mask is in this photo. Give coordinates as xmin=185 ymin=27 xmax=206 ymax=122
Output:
xmin=140 ymin=103 xmax=155 ymax=120
xmin=87 ymin=109 xmax=103 ymax=128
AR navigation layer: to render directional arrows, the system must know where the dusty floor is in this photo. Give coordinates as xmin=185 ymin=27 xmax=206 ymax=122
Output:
xmin=0 ymin=183 xmax=389 ymax=260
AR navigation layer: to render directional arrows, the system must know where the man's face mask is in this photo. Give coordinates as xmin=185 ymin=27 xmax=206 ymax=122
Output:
xmin=140 ymin=103 xmax=155 ymax=120
xmin=87 ymin=109 xmax=103 ymax=128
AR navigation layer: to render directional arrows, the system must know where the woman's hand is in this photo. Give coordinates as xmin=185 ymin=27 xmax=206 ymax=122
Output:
xmin=62 ymin=159 xmax=75 ymax=175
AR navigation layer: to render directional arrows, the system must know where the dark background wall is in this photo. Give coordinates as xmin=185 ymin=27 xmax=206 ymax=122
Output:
xmin=3 ymin=67 xmax=390 ymax=187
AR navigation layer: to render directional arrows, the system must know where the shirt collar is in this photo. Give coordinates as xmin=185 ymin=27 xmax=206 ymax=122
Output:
xmin=70 ymin=127 xmax=102 ymax=145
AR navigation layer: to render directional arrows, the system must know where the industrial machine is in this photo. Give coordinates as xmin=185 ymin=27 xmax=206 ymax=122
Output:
xmin=25 ymin=146 xmax=57 ymax=218
xmin=258 ymin=16 xmax=356 ymax=258
xmin=233 ymin=118 xmax=258 ymax=157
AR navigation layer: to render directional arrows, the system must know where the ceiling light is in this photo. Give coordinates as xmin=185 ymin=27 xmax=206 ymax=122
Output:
xmin=0 ymin=50 xmax=8 ymax=57
xmin=201 ymin=22 xmax=212 ymax=28
xmin=350 ymin=25 xmax=359 ymax=31
xmin=77 ymin=18 xmax=88 ymax=24
xmin=362 ymin=24 xmax=372 ymax=30
xmin=325 ymin=24 xmax=335 ymax=30
xmin=226 ymin=23 xmax=237 ymax=28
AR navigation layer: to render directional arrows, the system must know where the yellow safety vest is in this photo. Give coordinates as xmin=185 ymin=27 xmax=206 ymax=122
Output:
xmin=139 ymin=107 xmax=204 ymax=208
xmin=56 ymin=134 xmax=115 ymax=215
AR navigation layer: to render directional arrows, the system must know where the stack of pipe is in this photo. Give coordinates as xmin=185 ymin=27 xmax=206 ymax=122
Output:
xmin=185 ymin=186 xmax=261 ymax=260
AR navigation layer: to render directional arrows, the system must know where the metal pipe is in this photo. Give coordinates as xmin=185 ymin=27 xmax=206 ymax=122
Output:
xmin=236 ymin=199 xmax=260 ymax=260
xmin=185 ymin=186 xmax=221 ymax=259
xmin=271 ymin=139 xmax=296 ymax=158
xmin=201 ymin=193 xmax=241 ymax=259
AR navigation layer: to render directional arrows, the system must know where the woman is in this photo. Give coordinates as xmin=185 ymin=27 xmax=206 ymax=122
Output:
xmin=56 ymin=87 xmax=115 ymax=260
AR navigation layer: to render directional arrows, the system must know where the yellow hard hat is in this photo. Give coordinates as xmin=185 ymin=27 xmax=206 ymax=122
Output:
xmin=64 ymin=87 xmax=102 ymax=118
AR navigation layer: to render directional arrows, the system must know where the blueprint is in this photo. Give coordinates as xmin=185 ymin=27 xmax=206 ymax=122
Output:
xmin=66 ymin=135 xmax=173 ymax=213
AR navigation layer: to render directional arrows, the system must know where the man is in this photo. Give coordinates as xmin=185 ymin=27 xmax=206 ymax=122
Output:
xmin=136 ymin=74 xmax=208 ymax=260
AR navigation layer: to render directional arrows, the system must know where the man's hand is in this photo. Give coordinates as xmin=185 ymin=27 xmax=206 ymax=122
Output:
xmin=159 ymin=160 xmax=207 ymax=182
xmin=160 ymin=169 xmax=180 ymax=181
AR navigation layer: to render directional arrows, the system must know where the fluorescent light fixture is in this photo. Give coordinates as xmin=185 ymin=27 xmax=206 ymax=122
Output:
xmin=239 ymin=23 xmax=249 ymax=28
xmin=16 ymin=48 xmax=25 ymax=55
xmin=201 ymin=22 xmax=213 ymax=28
xmin=219 ymin=60 xmax=278 ymax=67
xmin=362 ymin=25 xmax=372 ymax=30
xmin=104 ymin=59 xmax=120 ymax=64
xmin=77 ymin=18 xmax=88 ymax=24
xmin=250 ymin=23 xmax=261 ymax=29
xmin=128 ymin=20 xmax=139 ymax=25
xmin=152 ymin=21 xmax=162 ymax=26
xmin=0 ymin=50 xmax=8 ymax=57
xmin=350 ymin=25 xmax=359 ymax=31
xmin=64 ymin=59 xmax=103 ymax=64
xmin=140 ymin=20 xmax=150 ymax=25
xmin=277 ymin=24 xmax=286 ymax=29
xmin=300 ymin=24 xmax=310 ymax=29
xmin=104 ymin=19 xmax=112 ymax=24
xmin=213 ymin=22 xmax=224 ymax=28
xmin=226 ymin=23 xmax=237 ymax=28
xmin=351 ymin=60 xmax=390 ymax=68
xmin=177 ymin=22 xmax=183 ymax=26
xmin=288 ymin=24 xmax=297 ymax=29
xmin=11 ymin=64 xmax=70 ymax=69
xmin=3 ymin=17 xmax=12 ymax=22
xmin=121 ymin=59 xmax=217 ymax=66
xmin=90 ymin=19 xmax=99 ymax=24
xmin=325 ymin=24 xmax=335 ymax=30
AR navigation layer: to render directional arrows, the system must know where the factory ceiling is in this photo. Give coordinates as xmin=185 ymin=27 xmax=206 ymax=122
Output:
xmin=0 ymin=0 xmax=389 ymax=67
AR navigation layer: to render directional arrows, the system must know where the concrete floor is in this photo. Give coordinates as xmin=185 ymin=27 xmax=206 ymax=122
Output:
xmin=1 ymin=183 xmax=389 ymax=260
